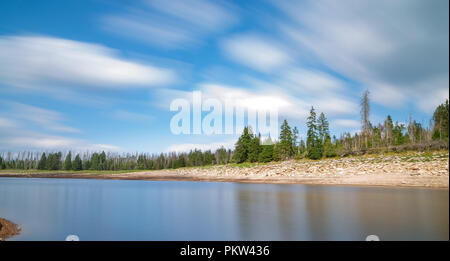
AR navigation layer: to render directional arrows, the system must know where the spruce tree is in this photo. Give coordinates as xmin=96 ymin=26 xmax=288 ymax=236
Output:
xmin=306 ymin=106 xmax=323 ymax=159
xmin=279 ymin=119 xmax=294 ymax=159
xmin=38 ymin=153 xmax=47 ymax=170
xmin=90 ymin=153 xmax=99 ymax=170
xmin=247 ymin=135 xmax=262 ymax=162
xmin=272 ymin=142 xmax=281 ymax=161
xmin=64 ymin=152 xmax=72 ymax=170
xmin=72 ymin=154 xmax=82 ymax=171
xmin=232 ymin=127 xmax=253 ymax=163
xmin=258 ymin=145 xmax=274 ymax=162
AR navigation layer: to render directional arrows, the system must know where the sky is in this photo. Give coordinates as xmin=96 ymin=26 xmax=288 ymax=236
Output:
xmin=0 ymin=0 xmax=448 ymax=153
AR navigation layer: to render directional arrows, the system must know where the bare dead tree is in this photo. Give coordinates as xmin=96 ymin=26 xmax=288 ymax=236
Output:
xmin=360 ymin=90 xmax=371 ymax=148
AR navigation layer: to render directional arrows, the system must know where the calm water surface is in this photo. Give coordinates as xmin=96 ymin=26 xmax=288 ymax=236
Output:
xmin=0 ymin=178 xmax=448 ymax=240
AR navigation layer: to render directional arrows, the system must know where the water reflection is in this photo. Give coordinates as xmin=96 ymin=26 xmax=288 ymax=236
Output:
xmin=0 ymin=178 xmax=447 ymax=240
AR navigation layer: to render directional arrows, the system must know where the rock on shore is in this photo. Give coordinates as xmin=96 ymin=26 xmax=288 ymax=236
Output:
xmin=0 ymin=218 xmax=20 ymax=240
xmin=171 ymin=152 xmax=449 ymax=188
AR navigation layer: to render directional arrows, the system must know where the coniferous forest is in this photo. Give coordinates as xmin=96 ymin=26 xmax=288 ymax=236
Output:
xmin=0 ymin=96 xmax=448 ymax=171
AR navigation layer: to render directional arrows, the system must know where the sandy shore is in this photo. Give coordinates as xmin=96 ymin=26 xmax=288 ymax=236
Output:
xmin=0 ymin=152 xmax=448 ymax=188
xmin=0 ymin=218 xmax=20 ymax=240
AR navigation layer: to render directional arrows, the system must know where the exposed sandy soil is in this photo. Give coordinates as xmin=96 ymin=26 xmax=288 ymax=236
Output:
xmin=0 ymin=218 xmax=20 ymax=240
xmin=0 ymin=152 xmax=448 ymax=188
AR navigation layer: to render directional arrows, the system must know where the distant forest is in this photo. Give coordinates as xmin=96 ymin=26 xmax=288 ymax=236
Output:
xmin=0 ymin=93 xmax=448 ymax=171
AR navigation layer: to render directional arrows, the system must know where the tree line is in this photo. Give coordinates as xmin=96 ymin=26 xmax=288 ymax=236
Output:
xmin=0 ymin=95 xmax=448 ymax=170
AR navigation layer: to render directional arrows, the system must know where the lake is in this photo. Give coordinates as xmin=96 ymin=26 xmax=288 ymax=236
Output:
xmin=0 ymin=178 xmax=448 ymax=240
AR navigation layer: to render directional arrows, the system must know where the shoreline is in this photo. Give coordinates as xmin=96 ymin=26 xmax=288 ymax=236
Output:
xmin=0 ymin=218 xmax=20 ymax=240
xmin=0 ymin=152 xmax=448 ymax=189
xmin=0 ymin=172 xmax=448 ymax=189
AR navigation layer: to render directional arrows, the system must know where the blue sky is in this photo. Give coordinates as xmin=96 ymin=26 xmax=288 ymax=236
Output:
xmin=0 ymin=0 xmax=448 ymax=153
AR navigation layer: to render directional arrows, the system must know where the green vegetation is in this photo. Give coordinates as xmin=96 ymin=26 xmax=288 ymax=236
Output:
xmin=0 ymin=95 xmax=448 ymax=171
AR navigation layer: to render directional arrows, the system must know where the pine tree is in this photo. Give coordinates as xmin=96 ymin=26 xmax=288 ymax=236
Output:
xmin=432 ymin=99 xmax=449 ymax=140
xmin=90 ymin=153 xmax=99 ymax=170
xmin=99 ymin=151 xmax=106 ymax=170
xmin=323 ymin=135 xmax=336 ymax=157
xmin=279 ymin=119 xmax=294 ymax=159
xmin=38 ymin=153 xmax=47 ymax=170
xmin=72 ymin=154 xmax=82 ymax=171
xmin=317 ymin=112 xmax=329 ymax=144
xmin=318 ymin=112 xmax=333 ymax=157
xmin=306 ymin=106 xmax=323 ymax=159
xmin=272 ymin=142 xmax=281 ymax=161
xmin=64 ymin=152 xmax=72 ymax=170
xmin=247 ymin=135 xmax=262 ymax=162
xmin=258 ymin=145 xmax=274 ymax=162
xmin=232 ymin=127 xmax=253 ymax=163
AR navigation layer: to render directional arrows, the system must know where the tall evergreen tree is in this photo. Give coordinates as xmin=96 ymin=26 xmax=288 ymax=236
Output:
xmin=306 ymin=106 xmax=323 ymax=159
xmin=432 ymin=99 xmax=449 ymax=140
xmin=279 ymin=119 xmax=294 ymax=159
xmin=90 ymin=153 xmax=99 ymax=170
xmin=72 ymin=154 xmax=82 ymax=171
xmin=38 ymin=153 xmax=47 ymax=170
xmin=317 ymin=112 xmax=329 ymax=144
xmin=247 ymin=134 xmax=262 ymax=162
xmin=64 ymin=152 xmax=72 ymax=170
xmin=258 ymin=145 xmax=274 ymax=162
xmin=232 ymin=127 xmax=253 ymax=163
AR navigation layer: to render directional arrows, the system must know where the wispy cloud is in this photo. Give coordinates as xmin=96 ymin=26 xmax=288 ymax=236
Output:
xmin=0 ymin=102 xmax=120 ymax=152
xmin=221 ymin=34 xmax=290 ymax=72
xmin=2 ymin=101 xmax=80 ymax=133
xmin=0 ymin=35 xmax=176 ymax=90
xmin=0 ymin=128 xmax=120 ymax=152
xmin=101 ymin=0 xmax=238 ymax=48
xmin=274 ymin=0 xmax=449 ymax=112
xmin=112 ymin=109 xmax=155 ymax=123
xmin=332 ymin=119 xmax=361 ymax=129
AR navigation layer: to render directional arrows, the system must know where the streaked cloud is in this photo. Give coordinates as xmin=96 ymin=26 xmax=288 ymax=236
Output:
xmin=332 ymin=119 xmax=361 ymax=129
xmin=0 ymin=134 xmax=120 ymax=152
xmin=274 ymin=0 xmax=449 ymax=112
xmin=0 ymin=35 xmax=176 ymax=90
xmin=2 ymin=101 xmax=80 ymax=133
xmin=102 ymin=0 xmax=238 ymax=48
xmin=221 ymin=34 xmax=290 ymax=72
xmin=112 ymin=109 xmax=155 ymax=123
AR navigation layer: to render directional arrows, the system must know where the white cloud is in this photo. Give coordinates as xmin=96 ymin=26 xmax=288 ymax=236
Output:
xmin=221 ymin=34 xmax=290 ymax=72
xmin=0 ymin=130 xmax=120 ymax=152
xmin=102 ymin=0 xmax=237 ymax=48
xmin=370 ymin=83 xmax=407 ymax=108
xmin=274 ymin=0 xmax=449 ymax=112
xmin=0 ymin=117 xmax=17 ymax=128
xmin=0 ymin=102 xmax=121 ymax=152
xmin=0 ymin=35 xmax=175 ymax=89
xmin=166 ymin=140 xmax=235 ymax=152
xmin=145 ymin=0 xmax=236 ymax=31
xmin=282 ymin=68 xmax=344 ymax=93
xmin=3 ymin=102 xmax=80 ymax=133
xmin=112 ymin=110 xmax=155 ymax=123
xmin=332 ymin=119 xmax=361 ymax=128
